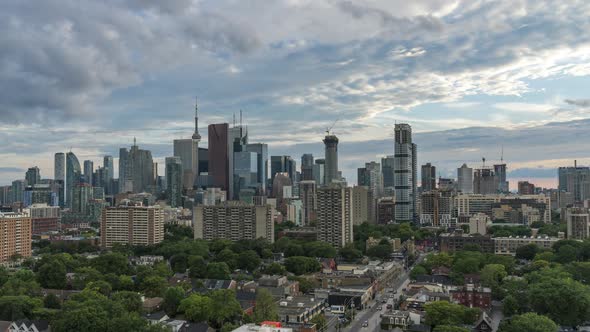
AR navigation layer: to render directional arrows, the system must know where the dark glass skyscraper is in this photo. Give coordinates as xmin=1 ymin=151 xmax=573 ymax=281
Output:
xmin=323 ymin=134 xmax=339 ymax=185
xmin=66 ymin=152 xmax=81 ymax=208
xmin=208 ymin=123 xmax=230 ymax=193
xmin=421 ymin=163 xmax=436 ymax=192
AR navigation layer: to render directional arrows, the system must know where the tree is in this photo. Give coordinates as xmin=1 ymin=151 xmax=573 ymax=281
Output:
xmin=85 ymin=280 xmax=112 ymax=296
xmin=555 ymin=244 xmax=578 ymax=264
xmin=528 ymin=277 xmax=590 ymax=325
xmin=410 ymin=265 xmax=428 ymax=280
xmin=310 ymin=314 xmax=327 ymax=331
xmin=118 ymin=275 xmax=135 ymax=291
xmin=179 ymin=294 xmax=212 ymax=322
xmin=303 ymin=241 xmax=337 ymax=258
xmin=262 ymin=263 xmax=287 ymax=275
xmin=566 ymin=262 xmax=590 ymax=284
xmin=498 ymin=313 xmax=558 ymax=332
xmin=433 ymin=326 xmax=470 ymax=332
xmin=188 ymin=255 xmax=208 ymax=279
xmin=163 ymin=287 xmax=185 ymax=316
xmin=208 ymin=290 xmax=243 ymax=328
xmin=0 ymin=266 xmax=8 ymax=287
xmin=284 ymin=244 xmax=305 ymax=257
xmin=110 ymin=312 xmax=166 ymax=332
xmin=238 ymin=250 xmax=262 ymax=272
xmin=72 ymin=267 xmax=102 ymax=290
xmin=206 ymin=262 xmax=231 ymax=280
xmin=1 ymin=270 xmax=41 ymax=297
xmin=170 ymin=253 xmax=189 ymax=273
xmin=284 ymin=256 xmax=321 ymax=275
xmin=112 ymin=291 xmax=143 ymax=313
xmin=253 ymin=289 xmax=278 ymax=323
xmin=367 ymin=244 xmax=393 ymax=259
xmin=43 ymin=293 xmax=61 ymax=309
xmin=502 ymin=295 xmax=519 ymax=317
xmin=140 ymin=276 xmax=167 ymax=298
xmin=480 ymin=264 xmax=507 ymax=289
xmin=215 ymin=249 xmax=238 ymax=270
xmin=339 ymin=244 xmax=363 ymax=261
xmin=534 ymin=251 xmax=554 ymax=262
xmin=37 ymin=260 xmax=67 ymax=289
xmin=515 ymin=243 xmax=538 ymax=260
xmin=0 ymin=296 xmax=41 ymax=321
xmin=426 ymin=253 xmax=453 ymax=268
xmin=91 ymin=252 xmax=129 ymax=275
xmin=424 ymin=301 xmax=480 ymax=328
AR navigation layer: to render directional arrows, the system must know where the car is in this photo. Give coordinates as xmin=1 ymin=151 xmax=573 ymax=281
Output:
xmin=386 ymin=304 xmax=393 ymax=309
xmin=382 ymin=299 xmax=387 ymax=303
xmin=377 ymin=306 xmax=382 ymax=310
xmin=362 ymin=321 xmax=369 ymax=327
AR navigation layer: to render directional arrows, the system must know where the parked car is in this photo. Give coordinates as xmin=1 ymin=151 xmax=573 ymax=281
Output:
xmin=362 ymin=321 xmax=369 ymax=327
xmin=386 ymin=304 xmax=393 ymax=309
xmin=377 ymin=306 xmax=382 ymax=310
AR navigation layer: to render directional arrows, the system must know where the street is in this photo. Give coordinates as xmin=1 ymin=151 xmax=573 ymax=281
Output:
xmin=325 ymin=254 xmax=424 ymax=332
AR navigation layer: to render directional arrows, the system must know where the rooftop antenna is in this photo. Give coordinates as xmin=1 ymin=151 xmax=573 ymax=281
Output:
xmin=500 ymin=145 xmax=504 ymax=164
xmin=133 ymin=137 xmax=137 ymax=146
xmin=240 ymin=109 xmax=243 ymax=126
xmin=482 ymin=157 xmax=486 ymax=168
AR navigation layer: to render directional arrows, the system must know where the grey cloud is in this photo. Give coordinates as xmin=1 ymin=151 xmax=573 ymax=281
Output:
xmin=565 ymin=99 xmax=590 ymax=107
xmin=0 ymin=167 xmax=25 ymax=173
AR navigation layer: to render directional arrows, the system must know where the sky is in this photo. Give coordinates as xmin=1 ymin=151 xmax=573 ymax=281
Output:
xmin=2 ymin=0 xmax=590 ymax=189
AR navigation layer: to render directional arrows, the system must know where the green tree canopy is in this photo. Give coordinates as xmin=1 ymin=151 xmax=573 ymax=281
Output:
xmin=284 ymin=256 xmax=321 ymax=275
xmin=179 ymin=294 xmax=212 ymax=322
xmin=424 ymin=301 xmax=480 ymax=328
xmin=498 ymin=313 xmax=558 ymax=332
xmin=163 ymin=287 xmax=186 ymax=317
xmin=253 ymin=289 xmax=278 ymax=323
xmin=515 ymin=243 xmax=538 ymax=260
xmin=237 ymin=250 xmax=262 ymax=272
xmin=112 ymin=291 xmax=143 ymax=313
xmin=208 ymin=290 xmax=243 ymax=328
xmin=206 ymin=262 xmax=231 ymax=280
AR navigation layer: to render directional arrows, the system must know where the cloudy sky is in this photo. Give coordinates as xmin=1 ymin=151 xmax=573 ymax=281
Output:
xmin=2 ymin=0 xmax=590 ymax=188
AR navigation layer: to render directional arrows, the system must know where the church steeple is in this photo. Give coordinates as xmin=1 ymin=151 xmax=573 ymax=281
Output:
xmin=192 ymin=96 xmax=201 ymax=140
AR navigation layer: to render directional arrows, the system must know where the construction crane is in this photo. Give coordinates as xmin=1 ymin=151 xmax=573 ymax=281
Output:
xmin=325 ymin=119 xmax=339 ymax=136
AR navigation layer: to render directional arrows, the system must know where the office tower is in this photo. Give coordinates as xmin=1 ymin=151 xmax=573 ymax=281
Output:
xmin=0 ymin=186 xmax=11 ymax=205
xmin=174 ymin=139 xmax=197 ymax=190
xmin=377 ymin=197 xmax=395 ymax=224
xmin=566 ymin=208 xmax=590 ymax=240
xmin=272 ymin=172 xmax=292 ymax=201
xmin=25 ymin=167 xmax=41 ymax=186
xmin=123 ymin=139 xmax=154 ymax=193
xmin=72 ymin=183 xmax=93 ymax=214
xmin=421 ymin=163 xmax=436 ymax=192
xmin=301 ymin=154 xmax=314 ymax=181
xmin=394 ymin=123 xmax=417 ymax=223
xmin=299 ymin=180 xmax=317 ymax=226
xmin=193 ymin=202 xmax=274 ymax=242
xmin=323 ymin=134 xmax=339 ymax=185
xmin=358 ymin=167 xmax=369 ymax=186
xmin=234 ymin=151 xmax=258 ymax=193
xmin=271 ymin=156 xmax=296 ymax=185
xmin=245 ymin=143 xmax=268 ymax=195
xmin=119 ymin=148 xmax=130 ymax=193
xmin=382 ymin=155 xmax=395 ymax=189
xmin=457 ymin=164 xmax=473 ymax=194
xmin=365 ymin=162 xmax=383 ymax=198
xmin=494 ymin=163 xmax=509 ymax=193
xmin=101 ymin=205 xmax=164 ymax=248
xmin=352 ymin=186 xmax=373 ymax=225
xmin=208 ymin=123 xmax=230 ymax=193
xmin=316 ymin=184 xmax=354 ymax=248
xmin=166 ymin=157 xmax=183 ymax=208
xmin=438 ymin=178 xmax=456 ymax=192
xmin=11 ymin=180 xmax=26 ymax=204
xmin=473 ymin=167 xmax=498 ymax=194
xmin=0 ymin=211 xmax=32 ymax=262
xmin=518 ymin=181 xmax=536 ymax=195
xmin=103 ymin=155 xmax=114 ymax=194
xmin=65 ymin=152 xmax=81 ymax=208
xmin=83 ymin=160 xmax=94 ymax=185
xmin=198 ymin=147 xmax=209 ymax=175
xmin=558 ymin=163 xmax=590 ymax=202
xmin=28 ymin=204 xmax=60 ymax=235
xmin=23 ymin=183 xmax=58 ymax=207
xmin=54 ymin=153 xmax=65 ymax=181
xmin=229 ymin=122 xmax=248 ymax=199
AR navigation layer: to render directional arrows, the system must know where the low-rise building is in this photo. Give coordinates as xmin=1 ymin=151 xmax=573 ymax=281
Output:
xmin=450 ymin=284 xmax=492 ymax=310
xmin=493 ymin=236 xmax=559 ymax=255
xmin=277 ymin=295 xmax=325 ymax=325
xmin=438 ymin=230 xmax=494 ymax=253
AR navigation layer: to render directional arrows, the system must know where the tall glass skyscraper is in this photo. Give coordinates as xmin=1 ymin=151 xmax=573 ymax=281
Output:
xmin=166 ymin=157 xmax=183 ymax=208
xmin=323 ymin=134 xmax=339 ymax=185
xmin=394 ymin=123 xmax=417 ymax=223
xmin=66 ymin=152 xmax=81 ymax=208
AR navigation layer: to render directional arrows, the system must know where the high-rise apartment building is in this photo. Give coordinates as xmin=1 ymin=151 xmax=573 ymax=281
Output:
xmin=299 ymin=180 xmax=317 ymax=226
xmin=566 ymin=208 xmax=590 ymax=240
xmin=420 ymin=190 xmax=453 ymax=227
xmin=323 ymin=134 xmax=339 ymax=185
xmin=0 ymin=211 xmax=32 ymax=262
xmin=54 ymin=153 xmax=65 ymax=182
xmin=28 ymin=203 xmax=60 ymax=235
xmin=123 ymin=139 xmax=155 ymax=193
xmin=352 ymin=186 xmax=373 ymax=225
xmin=518 ymin=181 xmax=536 ymax=195
xmin=83 ymin=160 xmax=94 ymax=185
xmin=101 ymin=205 xmax=164 ymax=248
xmin=65 ymin=152 xmax=81 ymax=208
xmin=316 ymin=184 xmax=353 ymax=248
xmin=394 ymin=123 xmax=417 ymax=222
xmin=118 ymin=148 xmax=131 ymax=193
xmin=381 ymin=156 xmax=395 ymax=189
xmin=208 ymin=123 xmax=230 ymax=194
xmin=457 ymin=164 xmax=473 ymax=194
xmin=193 ymin=202 xmax=274 ymax=242
xmin=473 ymin=167 xmax=497 ymax=195
xmin=25 ymin=167 xmax=41 ymax=186
xmin=494 ymin=163 xmax=509 ymax=193
xmin=174 ymin=139 xmax=198 ymax=190
xmin=558 ymin=163 xmax=590 ymax=202
xmin=166 ymin=157 xmax=183 ymax=208
xmin=11 ymin=180 xmax=25 ymax=204
xmin=421 ymin=163 xmax=436 ymax=192
xmin=313 ymin=159 xmax=325 ymax=187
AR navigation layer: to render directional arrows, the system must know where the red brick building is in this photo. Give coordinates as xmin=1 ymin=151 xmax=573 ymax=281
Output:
xmin=451 ymin=284 xmax=492 ymax=310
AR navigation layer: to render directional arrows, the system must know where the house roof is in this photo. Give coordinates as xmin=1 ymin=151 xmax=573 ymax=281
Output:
xmin=143 ymin=311 xmax=168 ymax=321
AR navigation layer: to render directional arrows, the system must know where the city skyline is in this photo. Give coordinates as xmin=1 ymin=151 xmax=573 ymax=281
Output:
xmin=3 ymin=1 xmax=590 ymax=188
